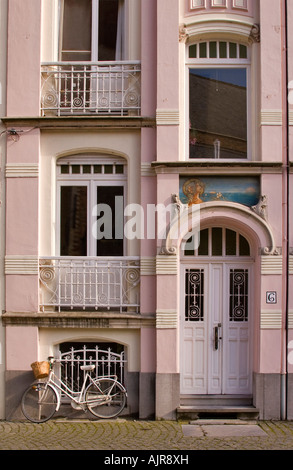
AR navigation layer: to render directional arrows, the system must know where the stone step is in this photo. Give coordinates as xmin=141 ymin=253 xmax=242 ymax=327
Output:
xmin=177 ymin=405 xmax=259 ymax=421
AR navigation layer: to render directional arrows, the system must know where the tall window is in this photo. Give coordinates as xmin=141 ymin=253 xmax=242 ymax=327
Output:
xmin=57 ymin=157 xmax=126 ymax=257
xmin=59 ymin=0 xmax=125 ymax=61
xmin=187 ymin=40 xmax=250 ymax=160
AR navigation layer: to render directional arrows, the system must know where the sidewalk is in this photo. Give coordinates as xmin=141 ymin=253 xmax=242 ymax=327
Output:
xmin=0 ymin=418 xmax=293 ymax=451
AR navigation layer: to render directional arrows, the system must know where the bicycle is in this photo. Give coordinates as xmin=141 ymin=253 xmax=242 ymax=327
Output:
xmin=21 ymin=357 xmax=127 ymax=423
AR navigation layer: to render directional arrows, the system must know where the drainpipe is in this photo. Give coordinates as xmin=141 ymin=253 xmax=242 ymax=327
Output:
xmin=281 ymin=0 xmax=289 ymax=421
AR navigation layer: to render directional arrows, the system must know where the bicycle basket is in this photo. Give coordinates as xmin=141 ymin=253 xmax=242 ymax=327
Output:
xmin=31 ymin=361 xmax=50 ymax=379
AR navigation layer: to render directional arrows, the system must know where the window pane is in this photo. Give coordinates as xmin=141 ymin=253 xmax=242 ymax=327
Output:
xmin=60 ymin=165 xmax=69 ymax=174
xmin=98 ymin=0 xmax=119 ymax=60
xmin=72 ymin=165 xmax=80 ymax=174
xmin=104 ymin=165 xmax=113 ymax=174
xmin=212 ymin=228 xmax=222 ymax=256
xmin=60 ymin=186 xmax=87 ymax=256
xmin=96 ymin=186 xmax=124 ymax=256
xmin=239 ymin=235 xmax=250 ymax=256
xmin=219 ymin=42 xmax=227 ymax=58
xmin=198 ymin=228 xmax=209 ymax=256
xmin=94 ymin=165 xmax=102 ymax=174
xmin=82 ymin=165 xmax=91 ymax=174
xmin=115 ymin=165 xmax=124 ymax=174
xmin=184 ymin=236 xmax=195 ymax=256
xmin=189 ymin=68 xmax=247 ymax=159
xmin=229 ymin=42 xmax=237 ymax=58
xmin=226 ymin=229 xmax=236 ymax=255
xmin=199 ymin=42 xmax=207 ymax=58
xmin=239 ymin=45 xmax=247 ymax=59
xmin=189 ymin=44 xmax=197 ymax=58
xmin=209 ymin=42 xmax=217 ymax=58
xmin=61 ymin=0 xmax=92 ymax=61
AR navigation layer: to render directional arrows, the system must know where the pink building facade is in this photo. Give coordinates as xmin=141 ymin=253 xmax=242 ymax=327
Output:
xmin=1 ymin=0 xmax=293 ymax=420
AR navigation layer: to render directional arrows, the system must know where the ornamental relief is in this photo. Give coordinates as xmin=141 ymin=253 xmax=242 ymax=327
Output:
xmin=188 ymin=0 xmax=250 ymax=13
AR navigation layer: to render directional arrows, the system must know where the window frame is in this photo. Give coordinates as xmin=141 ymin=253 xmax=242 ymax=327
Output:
xmin=56 ymin=156 xmax=127 ymax=257
xmin=186 ymin=40 xmax=251 ymax=161
xmin=58 ymin=0 xmax=125 ymax=62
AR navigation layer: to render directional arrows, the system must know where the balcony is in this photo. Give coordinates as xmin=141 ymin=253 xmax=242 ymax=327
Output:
xmin=39 ymin=257 xmax=140 ymax=313
xmin=41 ymin=61 xmax=141 ymax=117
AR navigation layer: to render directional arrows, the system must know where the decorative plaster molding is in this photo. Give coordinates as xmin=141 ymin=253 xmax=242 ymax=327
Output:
xmin=156 ymin=255 xmax=178 ymax=275
xmin=232 ymin=0 xmax=248 ymax=10
xmin=5 ymin=163 xmax=39 ymax=178
xmin=156 ymin=109 xmax=180 ymax=126
xmin=251 ymin=195 xmax=268 ymax=221
xmin=156 ymin=309 xmax=177 ymax=329
xmin=260 ymin=110 xmax=283 ymax=126
xmin=248 ymin=24 xmax=260 ymax=44
xmin=5 ymin=255 xmax=39 ymax=274
xmin=140 ymin=257 xmax=156 ymax=276
xmin=260 ymin=310 xmax=282 ymax=329
xmin=190 ymin=0 xmax=205 ymax=9
xmin=141 ymin=163 xmax=155 ymax=177
xmin=261 ymin=256 xmax=283 ymax=275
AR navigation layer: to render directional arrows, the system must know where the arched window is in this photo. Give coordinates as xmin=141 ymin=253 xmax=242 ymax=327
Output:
xmin=183 ymin=227 xmax=250 ymax=257
xmin=187 ymin=40 xmax=250 ymax=160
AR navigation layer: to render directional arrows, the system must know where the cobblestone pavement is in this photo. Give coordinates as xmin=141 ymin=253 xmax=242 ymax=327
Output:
xmin=0 ymin=418 xmax=293 ymax=452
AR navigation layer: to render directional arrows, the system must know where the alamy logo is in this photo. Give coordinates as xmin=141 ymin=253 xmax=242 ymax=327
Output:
xmin=91 ymin=196 xmax=200 ymax=250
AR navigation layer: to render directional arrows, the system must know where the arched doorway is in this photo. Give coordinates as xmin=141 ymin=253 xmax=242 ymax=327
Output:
xmin=180 ymin=226 xmax=254 ymax=397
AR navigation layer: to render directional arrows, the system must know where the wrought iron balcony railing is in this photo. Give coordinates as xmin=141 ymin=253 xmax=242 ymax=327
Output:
xmin=39 ymin=257 xmax=140 ymax=313
xmin=41 ymin=61 xmax=141 ymax=116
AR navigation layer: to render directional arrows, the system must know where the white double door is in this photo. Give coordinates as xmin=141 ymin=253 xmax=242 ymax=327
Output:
xmin=180 ymin=262 xmax=253 ymax=396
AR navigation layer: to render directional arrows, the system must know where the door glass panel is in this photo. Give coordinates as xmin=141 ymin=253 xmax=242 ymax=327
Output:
xmin=185 ymin=269 xmax=204 ymax=322
xmin=60 ymin=186 xmax=88 ymax=256
xmin=189 ymin=68 xmax=247 ymax=159
xmin=96 ymin=186 xmax=124 ymax=256
xmin=229 ymin=269 xmax=248 ymax=321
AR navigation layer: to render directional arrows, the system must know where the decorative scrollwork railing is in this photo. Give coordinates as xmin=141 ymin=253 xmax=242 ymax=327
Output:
xmin=41 ymin=61 xmax=141 ymax=116
xmin=39 ymin=257 xmax=140 ymax=313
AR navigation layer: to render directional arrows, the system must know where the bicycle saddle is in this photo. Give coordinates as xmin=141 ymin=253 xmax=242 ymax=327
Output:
xmin=80 ymin=365 xmax=96 ymax=371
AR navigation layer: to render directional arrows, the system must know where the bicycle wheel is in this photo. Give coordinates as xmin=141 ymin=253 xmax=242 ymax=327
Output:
xmin=21 ymin=382 xmax=58 ymax=423
xmin=85 ymin=378 xmax=126 ymax=419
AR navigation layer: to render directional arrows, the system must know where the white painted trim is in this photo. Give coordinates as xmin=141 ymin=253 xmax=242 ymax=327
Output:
xmin=5 ymin=255 xmax=39 ymax=275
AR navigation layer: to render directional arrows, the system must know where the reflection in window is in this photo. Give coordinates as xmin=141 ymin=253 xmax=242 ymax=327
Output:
xmin=189 ymin=68 xmax=247 ymax=159
xmin=61 ymin=186 xmax=88 ymax=256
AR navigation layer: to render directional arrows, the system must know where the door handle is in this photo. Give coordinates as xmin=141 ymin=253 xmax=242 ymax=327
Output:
xmin=214 ymin=323 xmax=222 ymax=351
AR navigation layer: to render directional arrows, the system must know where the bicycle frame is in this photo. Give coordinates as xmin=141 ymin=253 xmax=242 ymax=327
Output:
xmin=41 ymin=362 xmax=119 ymax=412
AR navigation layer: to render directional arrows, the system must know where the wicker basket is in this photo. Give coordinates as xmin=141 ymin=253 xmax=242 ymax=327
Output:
xmin=31 ymin=361 xmax=50 ymax=379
